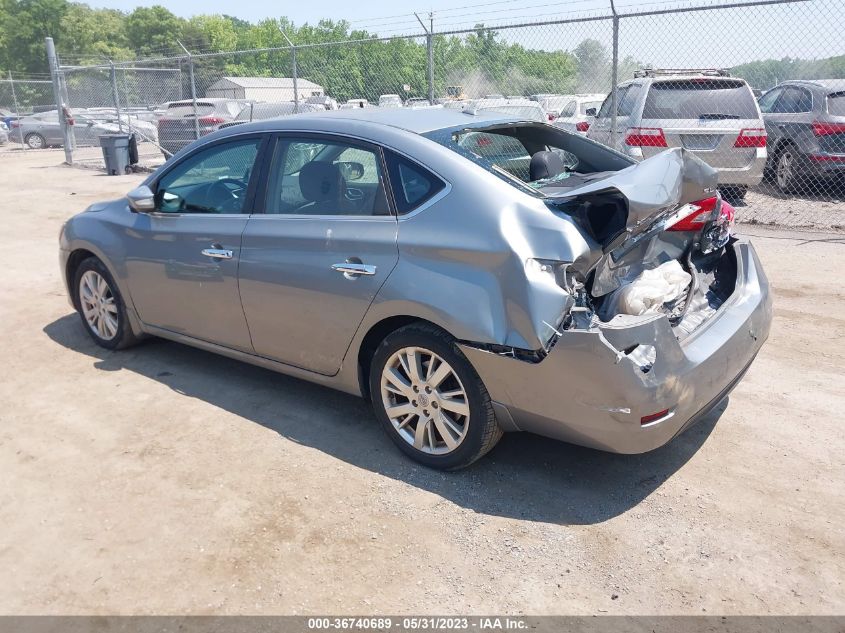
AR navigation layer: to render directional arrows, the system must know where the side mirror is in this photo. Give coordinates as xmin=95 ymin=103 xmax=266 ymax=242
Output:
xmin=127 ymin=185 xmax=156 ymax=213
xmin=338 ymin=161 xmax=365 ymax=181
xmin=585 ymin=107 xmax=597 ymax=117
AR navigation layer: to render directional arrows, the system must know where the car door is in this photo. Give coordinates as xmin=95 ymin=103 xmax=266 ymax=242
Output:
xmin=758 ymin=86 xmax=785 ymax=149
xmin=238 ymin=134 xmax=399 ymax=376
xmin=123 ymin=135 xmax=266 ymax=351
xmin=765 ymin=86 xmax=813 ymax=150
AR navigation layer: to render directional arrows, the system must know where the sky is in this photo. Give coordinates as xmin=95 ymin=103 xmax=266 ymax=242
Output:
xmin=80 ymin=0 xmax=844 ymax=67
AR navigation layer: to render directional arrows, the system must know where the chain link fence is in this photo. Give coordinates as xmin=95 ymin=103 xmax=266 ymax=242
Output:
xmin=14 ymin=0 xmax=843 ymax=230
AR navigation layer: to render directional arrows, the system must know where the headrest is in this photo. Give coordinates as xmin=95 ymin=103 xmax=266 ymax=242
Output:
xmin=300 ymin=161 xmax=344 ymax=202
xmin=529 ymin=150 xmax=566 ymax=181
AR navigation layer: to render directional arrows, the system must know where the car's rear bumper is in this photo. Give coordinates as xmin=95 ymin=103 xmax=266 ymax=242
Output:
xmin=460 ymin=239 xmax=772 ymax=454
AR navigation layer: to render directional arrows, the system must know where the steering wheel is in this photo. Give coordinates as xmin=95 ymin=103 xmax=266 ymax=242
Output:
xmin=206 ymin=177 xmax=248 ymax=213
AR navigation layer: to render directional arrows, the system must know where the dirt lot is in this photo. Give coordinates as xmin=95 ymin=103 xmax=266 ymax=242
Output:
xmin=1 ymin=148 xmax=843 ymax=615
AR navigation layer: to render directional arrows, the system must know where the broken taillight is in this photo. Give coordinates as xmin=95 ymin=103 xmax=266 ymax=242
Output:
xmin=575 ymin=121 xmax=590 ymax=132
xmin=668 ymin=197 xmax=735 ymax=232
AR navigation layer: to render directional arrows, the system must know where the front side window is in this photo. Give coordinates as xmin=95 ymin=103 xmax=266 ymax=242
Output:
xmin=386 ymin=152 xmax=446 ymax=214
xmin=155 ymin=138 xmax=260 ymax=214
xmin=264 ymin=137 xmax=391 ymax=216
xmin=758 ymin=88 xmax=783 ymax=113
xmin=560 ymin=101 xmax=577 ymax=117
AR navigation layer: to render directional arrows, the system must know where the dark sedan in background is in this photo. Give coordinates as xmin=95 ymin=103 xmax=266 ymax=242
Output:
xmin=758 ymin=79 xmax=845 ymax=192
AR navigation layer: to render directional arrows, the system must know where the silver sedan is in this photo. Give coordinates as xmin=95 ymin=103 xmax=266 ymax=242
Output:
xmin=59 ymin=108 xmax=771 ymax=469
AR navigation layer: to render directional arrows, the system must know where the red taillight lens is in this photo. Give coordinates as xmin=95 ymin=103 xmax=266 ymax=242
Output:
xmin=641 ymin=409 xmax=671 ymax=425
xmin=476 ymin=136 xmax=492 ymax=147
xmin=668 ymin=196 xmax=735 ymax=232
xmin=812 ymin=121 xmax=845 ymax=136
xmin=575 ymin=121 xmax=590 ymax=132
xmin=733 ymin=128 xmax=767 ymax=148
xmin=625 ymin=127 xmax=667 ymax=147
xmin=67 ymin=118 xmax=75 ymax=127
xmin=198 ymin=116 xmax=225 ymax=125
xmin=10 ymin=121 xmax=19 ymax=128
xmin=547 ymin=113 xmax=557 ymax=122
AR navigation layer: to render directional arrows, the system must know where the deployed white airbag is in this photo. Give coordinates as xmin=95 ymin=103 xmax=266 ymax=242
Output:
xmin=615 ymin=260 xmax=692 ymax=316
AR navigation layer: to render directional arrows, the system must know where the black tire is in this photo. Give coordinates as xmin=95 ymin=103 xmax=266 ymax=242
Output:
xmin=73 ymin=257 xmax=140 ymax=350
xmin=25 ymin=133 xmax=46 ymax=150
xmin=719 ymin=186 xmax=747 ymax=201
xmin=369 ymin=322 xmax=502 ymax=470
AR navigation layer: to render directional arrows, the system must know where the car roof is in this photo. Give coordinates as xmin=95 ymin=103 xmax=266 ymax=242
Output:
xmin=216 ymin=107 xmax=527 ymax=136
xmin=778 ymin=79 xmax=845 ymax=93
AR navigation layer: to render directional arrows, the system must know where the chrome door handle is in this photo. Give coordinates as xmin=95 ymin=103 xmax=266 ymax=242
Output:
xmin=201 ymin=248 xmax=233 ymax=259
xmin=331 ymin=262 xmax=376 ymax=276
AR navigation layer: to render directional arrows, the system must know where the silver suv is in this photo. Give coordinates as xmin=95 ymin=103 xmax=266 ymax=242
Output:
xmin=587 ymin=69 xmax=766 ymax=197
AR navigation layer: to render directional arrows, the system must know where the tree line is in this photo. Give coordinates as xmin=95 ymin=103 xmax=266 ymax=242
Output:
xmin=1 ymin=0 xmax=843 ymax=108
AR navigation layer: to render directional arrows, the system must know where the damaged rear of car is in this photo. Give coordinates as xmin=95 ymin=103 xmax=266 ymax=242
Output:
xmin=422 ymin=120 xmax=771 ymax=455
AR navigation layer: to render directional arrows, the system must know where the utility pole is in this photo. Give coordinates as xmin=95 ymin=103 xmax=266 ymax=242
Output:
xmin=45 ymin=37 xmax=73 ymax=164
xmin=8 ymin=71 xmax=24 ymax=150
xmin=609 ymin=0 xmax=620 ymax=148
xmin=177 ymin=40 xmax=200 ymax=139
xmin=415 ymin=12 xmax=435 ymax=104
xmin=280 ymin=29 xmax=299 ymax=113
xmin=106 ymin=58 xmax=123 ymax=133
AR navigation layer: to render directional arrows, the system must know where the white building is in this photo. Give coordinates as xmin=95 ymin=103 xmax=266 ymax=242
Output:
xmin=205 ymin=77 xmax=324 ymax=102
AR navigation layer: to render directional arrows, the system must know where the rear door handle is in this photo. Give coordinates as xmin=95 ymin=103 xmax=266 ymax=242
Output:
xmin=201 ymin=248 xmax=233 ymax=260
xmin=331 ymin=262 xmax=376 ymax=276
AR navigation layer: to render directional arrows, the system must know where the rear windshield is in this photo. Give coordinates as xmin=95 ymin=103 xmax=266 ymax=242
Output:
xmin=166 ymin=102 xmax=217 ymax=117
xmin=828 ymin=92 xmax=845 ymax=116
xmin=643 ymin=79 xmax=758 ymax=120
xmin=423 ymin=123 xmax=632 ymax=196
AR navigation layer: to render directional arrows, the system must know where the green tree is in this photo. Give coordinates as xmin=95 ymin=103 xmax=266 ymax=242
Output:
xmin=123 ymin=6 xmax=184 ymax=57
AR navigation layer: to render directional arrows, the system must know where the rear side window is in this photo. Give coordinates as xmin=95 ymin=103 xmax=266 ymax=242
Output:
xmin=596 ymin=85 xmax=640 ymax=118
xmin=386 ymin=152 xmax=446 ymax=214
xmin=774 ymin=87 xmax=812 ymax=113
xmin=166 ymin=102 xmax=216 ymax=117
xmin=828 ymin=92 xmax=845 ymax=116
xmin=642 ymin=79 xmax=758 ymax=119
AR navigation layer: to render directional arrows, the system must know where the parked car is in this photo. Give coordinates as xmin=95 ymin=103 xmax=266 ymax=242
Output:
xmin=551 ymin=93 xmax=606 ymax=134
xmin=378 ymin=94 xmax=403 ymax=108
xmin=219 ymin=101 xmax=326 ymax=129
xmin=59 ymin=108 xmax=771 ymax=469
xmin=157 ymin=99 xmax=250 ymax=157
xmin=305 ymin=95 xmax=339 ymax=111
xmin=405 ymin=97 xmax=431 ymax=108
xmin=340 ymin=98 xmax=373 ymax=110
xmin=10 ymin=110 xmax=124 ymax=149
xmin=0 ymin=122 xmax=8 ymax=145
xmin=463 ymin=98 xmax=547 ymax=123
xmin=758 ymin=79 xmax=845 ymax=192
xmin=587 ymin=69 xmax=766 ymax=198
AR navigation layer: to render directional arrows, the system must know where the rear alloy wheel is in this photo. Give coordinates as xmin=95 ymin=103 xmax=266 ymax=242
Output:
xmin=776 ymin=147 xmax=799 ymax=194
xmin=370 ymin=323 xmax=502 ymax=470
xmin=25 ymin=133 xmax=46 ymax=149
xmin=74 ymin=257 xmax=139 ymax=350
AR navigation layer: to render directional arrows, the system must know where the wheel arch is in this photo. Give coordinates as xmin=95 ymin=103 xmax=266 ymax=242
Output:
xmin=355 ymin=315 xmax=454 ymax=401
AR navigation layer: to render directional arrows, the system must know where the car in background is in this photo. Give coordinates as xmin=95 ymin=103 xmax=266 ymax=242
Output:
xmin=305 ymin=95 xmax=339 ymax=111
xmin=157 ymin=98 xmax=250 ymax=157
xmin=0 ymin=121 xmax=8 ymax=145
xmin=550 ymin=93 xmax=606 ymax=134
xmin=463 ymin=98 xmax=547 ymax=123
xmin=340 ymin=98 xmax=373 ymax=110
xmin=758 ymin=79 xmax=845 ymax=193
xmin=378 ymin=94 xmax=403 ymax=108
xmin=405 ymin=97 xmax=432 ymax=108
xmin=10 ymin=110 xmax=124 ymax=149
xmin=218 ymin=101 xmax=325 ymax=129
xmin=587 ymin=69 xmax=766 ymax=198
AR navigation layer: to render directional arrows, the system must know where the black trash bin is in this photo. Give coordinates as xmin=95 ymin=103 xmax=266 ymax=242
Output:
xmin=99 ymin=134 xmax=131 ymax=175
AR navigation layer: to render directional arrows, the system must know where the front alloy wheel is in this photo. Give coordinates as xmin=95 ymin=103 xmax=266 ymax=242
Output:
xmin=73 ymin=257 xmax=139 ymax=350
xmin=370 ymin=323 xmax=502 ymax=470
xmin=79 ymin=270 xmax=119 ymax=341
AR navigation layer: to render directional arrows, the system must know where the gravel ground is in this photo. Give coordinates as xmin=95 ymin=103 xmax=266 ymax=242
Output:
xmin=0 ymin=149 xmax=843 ymax=615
